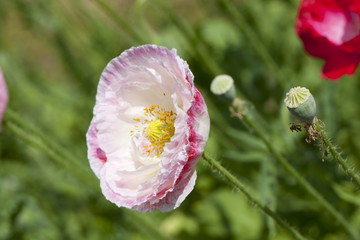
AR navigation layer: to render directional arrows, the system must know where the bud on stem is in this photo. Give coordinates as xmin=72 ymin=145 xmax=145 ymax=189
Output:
xmin=210 ymin=74 xmax=236 ymax=103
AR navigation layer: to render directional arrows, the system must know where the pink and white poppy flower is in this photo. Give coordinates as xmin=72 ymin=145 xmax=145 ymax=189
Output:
xmin=0 ymin=68 xmax=8 ymax=131
xmin=86 ymin=45 xmax=210 ymax=212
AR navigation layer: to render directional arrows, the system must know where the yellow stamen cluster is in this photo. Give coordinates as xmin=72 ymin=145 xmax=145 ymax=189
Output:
xmin=132 ymin=104 xmax=176 ymax=158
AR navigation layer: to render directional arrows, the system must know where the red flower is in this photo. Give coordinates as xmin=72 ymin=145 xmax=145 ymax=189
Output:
xmin=296 ymin=0 xmax=360 ymax=80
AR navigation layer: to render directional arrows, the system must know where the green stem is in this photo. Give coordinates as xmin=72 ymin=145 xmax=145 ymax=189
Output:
xmin=202 ymin=152 xmax=307 ymax=240
xmin=153 ymin=0 xmax=222 ymax=76
xmin=4 ymin=120 xmax=97 ymax=189
xmin=5 ymin=108 xmax=88 ymax=173
xmin=314 ymin=120 xmax=360 ymax=188
xmin=232 ymin=102 xmax=359 ymax=239
xmin=218 ymin=0 xmax=286 ymax=88
xmin=134 ymin=0 xmax=156 ymax=41
xmin=92 ymin=0 xmax=145 ymax=44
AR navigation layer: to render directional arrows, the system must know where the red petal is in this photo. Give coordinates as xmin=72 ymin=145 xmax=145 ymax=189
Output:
xmin=322 ymin=53 xmax=359 ymax=80
xmin=296 ymin=0 xmax=360 ymax=79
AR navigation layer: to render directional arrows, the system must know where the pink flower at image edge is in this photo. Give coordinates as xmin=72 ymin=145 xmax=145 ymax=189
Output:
xmin=86 ymin=45 xmax=210 ymax=212
xmin=0 ymin=68 xmax=8 ymax=131
xmin=296 ymin=0 xmax=360 ymax=80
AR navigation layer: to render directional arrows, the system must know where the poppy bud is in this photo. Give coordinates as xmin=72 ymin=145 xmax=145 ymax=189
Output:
xmin=210 ymin=74 xmax=236 ymax=103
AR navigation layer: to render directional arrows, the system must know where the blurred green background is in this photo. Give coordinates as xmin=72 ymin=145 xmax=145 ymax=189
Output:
xmin=1 ymin=0 xmax=360 ymax=239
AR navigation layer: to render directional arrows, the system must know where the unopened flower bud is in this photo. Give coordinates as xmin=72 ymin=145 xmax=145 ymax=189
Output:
xmin=284 ymin=86 xmax=316 ymax=124
xmin=210 ymin=74 xmax=236 ymax=103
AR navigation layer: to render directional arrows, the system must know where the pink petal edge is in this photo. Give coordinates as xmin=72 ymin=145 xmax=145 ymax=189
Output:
xmin=0 ymin=68 xmax=9 ymax=131
xmin=86 ymin=45 xmax=210 ymax=212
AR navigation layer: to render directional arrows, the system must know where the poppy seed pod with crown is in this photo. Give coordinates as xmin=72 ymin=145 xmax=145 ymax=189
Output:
xmin=284 ymin=87 xmax=316 ymax=124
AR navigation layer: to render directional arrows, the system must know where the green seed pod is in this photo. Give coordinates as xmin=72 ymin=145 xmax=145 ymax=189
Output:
xmin=210 ymin=74 xmax=236 ymax=103
xmin=284 ymin=87 xmax=316 ymax=124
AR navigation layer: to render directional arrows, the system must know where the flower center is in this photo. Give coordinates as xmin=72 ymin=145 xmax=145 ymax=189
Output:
xmin=146 ymin=119 xmax=173 ymax=143
xmin=132 ymin=104 xmax=176 ymax=158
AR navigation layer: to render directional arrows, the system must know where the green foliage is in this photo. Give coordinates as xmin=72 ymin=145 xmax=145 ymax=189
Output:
xmin=1 ymin=0 xmax=360 ymax=239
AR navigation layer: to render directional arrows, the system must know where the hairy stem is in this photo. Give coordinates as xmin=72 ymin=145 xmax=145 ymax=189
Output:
xmin=202 ymin=152 xmax=307 ymax=240
xmin=231 ymin=101 xmax=359 ymax=239
xmin=314 ymin=120 xmax=360 ymax=188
